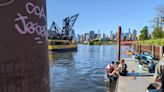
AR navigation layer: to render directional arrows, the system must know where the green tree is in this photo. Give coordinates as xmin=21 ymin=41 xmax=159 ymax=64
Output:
xmin=139 ymin=26 xmax=148 ymax=40
xmin=152 ymin=27 xmax=164 ymax=39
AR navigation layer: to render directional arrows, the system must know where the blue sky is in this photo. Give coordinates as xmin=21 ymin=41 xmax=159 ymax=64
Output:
xmin=46 ymin=0 xmax=163 ymax=35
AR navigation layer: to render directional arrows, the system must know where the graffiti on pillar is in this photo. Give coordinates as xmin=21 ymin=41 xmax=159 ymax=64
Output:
xmin=42 ymin=74 xmax=49 ymax=87
xmin=0 ymin=0 xmax=15 ymax=6
xmin=14 ymin=2 xmax=47 ymax=44
xmin=0 ymin=0 xmax=49 ymax=92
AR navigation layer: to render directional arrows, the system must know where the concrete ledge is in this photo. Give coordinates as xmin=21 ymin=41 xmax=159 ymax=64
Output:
xmin=116 ymin=59 xmax=154 ymax=92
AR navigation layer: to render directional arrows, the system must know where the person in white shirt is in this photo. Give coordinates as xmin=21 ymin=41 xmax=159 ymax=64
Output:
xmin=106 ymin=61 xmax=115 ymax=76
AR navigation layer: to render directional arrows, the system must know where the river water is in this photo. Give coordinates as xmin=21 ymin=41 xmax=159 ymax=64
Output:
xmin=49 ymin=44 xmax=130 ymax=92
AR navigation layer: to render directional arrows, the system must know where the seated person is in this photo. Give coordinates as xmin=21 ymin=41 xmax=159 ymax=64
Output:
xmin=160 ymin=72 xmax=164 ymax=90
xmin=142 ymin=61 xmax=151 ymax=71
xmin=110 ymin=59 xmax=128 ymax=76
xmin=139 ymin=60 xmax=144 ymax=65
xmin=116 ymin=62 xmax=120 ymax=68
xmin=118 ymin=59 xmax=128 ymax=76
xmin=146 ymin=83 xmax=161 ymax=92
xmin=106 ymin=61 xmax=115 ymax=76
xmin=148 ymin=61 xmax=156 ymax=73
xmin=146 ymin=72 xmax=164 ymax=92
xmin=106 ymin=61 xmax=119 ymax=81
xmin=135 ymin=54 xmax=140 ymax=60
xmin=154 ymin=59 xmax=164 ymax=82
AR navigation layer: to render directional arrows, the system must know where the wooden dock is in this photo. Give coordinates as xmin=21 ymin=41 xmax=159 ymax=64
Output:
xmin=115 ymin=58 xmax=154 ymax=92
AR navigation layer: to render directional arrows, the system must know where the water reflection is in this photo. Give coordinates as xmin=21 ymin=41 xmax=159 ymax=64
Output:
xmin=50 ymin=44 xmax=131 ymax=92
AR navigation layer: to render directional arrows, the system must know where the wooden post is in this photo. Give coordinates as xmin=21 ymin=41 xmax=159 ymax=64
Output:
xmin=138 ymin=44 xmax=141 ymax=53
xmin=117 ymin=26 xmax=121 ymax=61
xmin=159 ymin=46 xmax=163 ymax=59
xmin=152 ymin=45 xmax=155 ymax=58
xmin=0 ymin=1 xmax=49 ymax=92
xmin=139 ymin=44 xmax=141 ymax=53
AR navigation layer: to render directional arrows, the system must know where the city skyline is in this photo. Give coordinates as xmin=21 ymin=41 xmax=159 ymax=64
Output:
xmin=77 ymin=29 xmax=137 ymax=43
xmin=47 ymin=0 xmax=164 ymax=35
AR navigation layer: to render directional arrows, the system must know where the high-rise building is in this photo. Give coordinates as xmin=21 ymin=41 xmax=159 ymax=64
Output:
xmin=114 ymin=32 xmax=117 ymax=41
xmin=121 ymin=32 xmax=124 ymax=40
xmin=86 ymin=33 xmax=90 ymax=42
xmin=110 ymin=30 xmax=113 ymax=39
xmin=128 ymin=34 xmax=132 ymax=40
xmin=77 ymin=34 xmax=81 ymax=43
xmin=112 ymin=34 xmax=115 ymax=40
xmin=84 ymin=33 xmax=87 ymax=41
xmin=106 ymin=35 xmax=109 ymax=40
xmin=97 ymin=29 xmax=101 ymax=40
xmin=94 ymin=34 xmax=98 ymax=39
xmin=128 ymin=28 xmax=131 ymax=34
xmin=84 ymin=33 xmax=90 ymax=42
xmin=70 ymin=29 xmax=76 ymax=40
xmin=124 ymin=33 xmax=129 ymax=40
xmin=132 ymin=29 xmax=137 ymax=40
xmin=80 ymin=34 xmax=84 ymax=43
xmin=102 ymin=33 xmax=106 ymax=40
xmin=89 ymin=31 xmax=95 ymax=39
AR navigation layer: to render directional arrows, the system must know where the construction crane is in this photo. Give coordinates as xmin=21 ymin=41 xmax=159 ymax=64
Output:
xmin=48 ymin=21 xmax=62 ymax=39
xmin=62 ymin=14 xmax=79 ymax=36
xmin=48 ymin=14 xmax=79 ymax=40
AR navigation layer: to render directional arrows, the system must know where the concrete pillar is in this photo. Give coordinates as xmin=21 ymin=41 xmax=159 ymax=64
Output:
xmin=117 ymin=26 xmax=121 ymax=61
xmin=0 ymin=0 xmax=49 ymax=92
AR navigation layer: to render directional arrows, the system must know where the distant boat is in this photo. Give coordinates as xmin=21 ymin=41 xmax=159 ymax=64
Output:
xmin=48 ymin=39 xmax=77 ymax=52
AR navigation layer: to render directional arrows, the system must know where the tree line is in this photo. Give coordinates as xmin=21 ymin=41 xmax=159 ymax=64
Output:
xmin=139 ymin=5 xmax=164 ymax=40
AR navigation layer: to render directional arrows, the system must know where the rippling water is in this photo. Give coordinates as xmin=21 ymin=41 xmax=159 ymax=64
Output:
xmin=49 ymin=44 xmax=130 ymax=92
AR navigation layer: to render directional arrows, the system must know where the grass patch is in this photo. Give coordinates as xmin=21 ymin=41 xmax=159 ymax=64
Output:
xmin=137 ymin=39 xmax=164 ymax=46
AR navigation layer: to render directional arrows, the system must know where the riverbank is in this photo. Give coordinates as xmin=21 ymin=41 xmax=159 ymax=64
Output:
xmin=137 ymin=39 xmax=164 ymax=46
xmin=115 ymin=58 xmax=154 ymax=92
xmin=79 ymin=41 xmax=117 ymax=45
